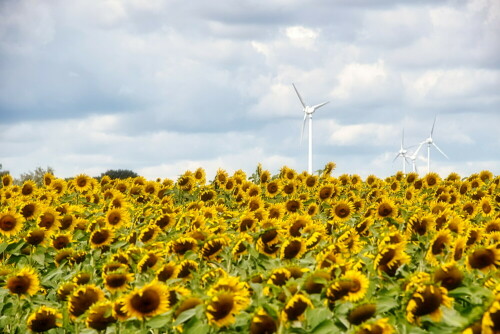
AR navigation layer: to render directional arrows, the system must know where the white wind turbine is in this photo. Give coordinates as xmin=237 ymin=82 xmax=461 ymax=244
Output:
xmin=393 ymin=129 xmax=411 ymax=173
xmin=408 ymin=142 xmax=424 ymax=173
xmin=422 ymin=115 xmax=448 ymax=173
xmin=292 ymin=83 xmax=329 ymax=174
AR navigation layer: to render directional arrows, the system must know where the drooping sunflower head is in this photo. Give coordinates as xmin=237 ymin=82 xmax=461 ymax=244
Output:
xmin=103 ymin=271 xmax=134 ymax=293
xmin=467 ymin=246 xmax=500 ymax=273
xmin=406 ymin=284 xmax=453 ymax=323
xmin=206 ymin=291 xmax=247 ymax=327
xmin=250 ymin=308 xmax=278 ymax=334
xmin=176 ymin=260 xmax=198 ymax=279
xmin=280 ymin=238 xmax=306 ymax=260
xmin=68 ymin=284 xmax=105 ymax=318
xmin=434 ymin=263 xmax=463 ymax=290
xmin=0 ymin=210 xmax=24 ymax=237
xmin=85 ymin=301 xmax=116 ymax=331
xmin=6 ymin=267 xmax=40 ymax=296
xmin=27 ymin=306 xmax=62 ymax=333
xmin=348 ymin=303 xmax=377 ymax=325
xmin=281 ymin=294 xmax=313 ymax=322
xmin=124 ymin=282 xmax=170 ymax=320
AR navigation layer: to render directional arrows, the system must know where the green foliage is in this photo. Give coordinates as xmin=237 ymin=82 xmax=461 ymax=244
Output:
xmin=100 ymin=169 xmax=139 ymax=179
xmin=0 ymin=163 xmax=9 ymax=177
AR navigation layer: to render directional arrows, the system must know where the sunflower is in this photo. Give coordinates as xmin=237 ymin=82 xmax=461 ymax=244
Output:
xmin=278 ymin=238 xmax=306 ymax=260
xmin=68 ymin=284 xmax=105 ymax=318
xmin=156 ymin=262 xmax=179 ymax=282
xmin=72 ymin=174 xmax=92 ymax=193
xmin=326 ymin=270 xmax=369 ymax=303
xmin=467 ymin=246 xmax=500 ymax=273
xmin=408 ymin=213 xmax=435 ymax=236
xmin=103 ymin=271 xmax=134 ymax=293
xmin=265 ymin=181 xmax=280 ymax=197
xmin=37 ymin=207 xmax=61 ymax=231
xmin=90 ymin=228 xmax=114 ymax=249
xmin=332 ymin=200 xmax=354 ymax=222
xmin=376 ymin=197 xmax=397 ymax=219
xmin=154 ymin=213 xmax=174 ymax=230
xmin=356 ymin=318 xmax=394 ymax=334
xmin=57 ymin=282 xmax=77 ymax=301
xmin=2 ymin=174 xmax=13 ymax=187
xmin=84 ymin=300 xmax=116 ymax=331
xmin=168 ymin=237 xmax=198 ymax=256
xmin=27 ymin=306 xmax=62 ymax=333
xmin=138 ymin=252 xmax=161 ymax=273
xmin=24 ymin=228 xmax=47 ymax=247
xmin=281 ymin=294 xmax=313 ymax=322
xmin=201 ymin=237 xmax=228 ymax=260
xmin=73 ymin=272 xmax=92 ymax=285
xmin=206 ymin=291 xmax=248 ymax=327
xmin=250 ymin=308 xmax=278 ymax=334
xmin=434 ymin=263 xmax=463 ymax=290
xmin=426 ymin=230 xmax=452 ymax=264
xmin=348 ymin=303 xmax=377 ymax=325
xmin=123 ymin=281 xmax=169 ymax=320
xmin=0 ymin=210 xmax=24 ymax=237
xmin=317 ymin=184 xmax=337 ymax=201
xmin=176 ymin=260 xmax=198 ymax=279
xmin=5 ymin=267 xmax=40 ymax=296
xmin=406 ymin=284 xmax=453 ymax=323
xmin=303 ymin=270 xmax=331 ymax=294
xmin=105 ymin=207 xmax=130 ymax=229
xmin=424 ymin=172 xmax=441 ymax=187
xmin=52 ymin=233 xmax=72 ymax=250
xmin=138 ymin=224 xmax=160 ymax=243
xmin=482 ymin=300 xmax=500 ymax=333
xmin=374 ymin=243 xmax=410 ymax=276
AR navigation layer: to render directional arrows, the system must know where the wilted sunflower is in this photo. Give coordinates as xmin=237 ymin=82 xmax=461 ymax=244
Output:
xmin=0 ymin=210 xmax=24 ymax=237
xmin=5 ymin=267 xmax=40 ymax=296
xmin=467 ymin=246 xmax=500 ymax=273
xmin=406 ymin=284 xmax=453 ymax=323
xmin=124 ymin=281 xmax=169 ymax=319
xmin=281 ymin=294 xmax=313 ymax=322
xmin=90 ymin=228 xmax=114 ymax=249
xmin=27 ymin=306 xmax=62 ymax=333
xmin=105 ymin=207 xmax=130 ymax=229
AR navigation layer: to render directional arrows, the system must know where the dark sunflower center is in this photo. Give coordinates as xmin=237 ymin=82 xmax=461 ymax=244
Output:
xmin=336 ymin=206 xmax=350 ymax=218
xmin=208 ymin=294 xmax=234 ymax=321
xmin=26 ymin=230 xmax=45 ymax=245
xmin=92 ymin=231 xmax=110 ymax=245
xmin=39 ymin=214 xmax=55 ymax=229
xmin=469 ymin=249 xmax=494 ymax=269
xmin=412 ymin=287 xmax=442 ymax=316
xmin=250 ymin=314 xmax=277 ymax=334
xmin=106 ymin=274 xmax=127 ymax=288
xmin=0 ymin=215 xmax=16 ymax=231
xmin=21 ymin=204 xmax=36 ymax=218
xmin=131 ymin=289 xmax=161 ymax=314
xmin=29 ymin=311 xmax=57 ymax=332
xmin=283 ymin=241 xmax=302 ymax=259
xmin=108 ymin=213 xmax=121 ymax=225
xmin=8 ymin=276 xmax=31 ymax=294
xmin=319 ymin=187 xmax=333 ymax=200
xmin=431 ymin=236 xmax=447 ymax=255
xmin=285 ymin=298 xmax=308 ymax=321
xmin=348 ymin=304 xmax=376 ymax=325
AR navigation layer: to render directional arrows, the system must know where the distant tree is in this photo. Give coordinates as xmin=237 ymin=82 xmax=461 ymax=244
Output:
xmin=100 ymin=169 xmax=138 ymax=180
xmin=17 ymin=166 xmax=55 ymax=186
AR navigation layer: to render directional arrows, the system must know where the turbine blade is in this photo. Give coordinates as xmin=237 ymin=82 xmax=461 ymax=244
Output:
xmin=312 ymin=101 xmax=329 ymax=110
xmin=401 ymin=129 xmax=405 ymax=149
xmin=432 ymin=142 xmax=449 ymax=159
xmin=393 ymin=153 xmax=401 ymax=163
xmin=292 ymin=83 xmax=306 ymax=108
xmin=431 ymin=115 xmax=437 ymax=137
xmin=300 ymin=113 xmax=307 ymax=144
xmin=413 ymin=142 xmax=424 ymax=156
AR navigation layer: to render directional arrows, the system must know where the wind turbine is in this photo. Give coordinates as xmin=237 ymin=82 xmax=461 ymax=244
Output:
xmin=408 ymin=142 xmax=424 ymax=173
xmin=422 ymin=115 xmax=448 ymax=173
xmin=292 ymin=83 xmax=329 ymax=174
xmin=393 ymin=129 xmax=411 ymax=173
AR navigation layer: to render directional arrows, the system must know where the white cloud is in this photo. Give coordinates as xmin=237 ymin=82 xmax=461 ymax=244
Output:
xmin=285 ymin=26 xmax=319 ymax=49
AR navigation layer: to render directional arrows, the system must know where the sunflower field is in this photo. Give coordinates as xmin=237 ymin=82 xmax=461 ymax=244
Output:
xmin=0 ymin=163 xmax=499 ymax=334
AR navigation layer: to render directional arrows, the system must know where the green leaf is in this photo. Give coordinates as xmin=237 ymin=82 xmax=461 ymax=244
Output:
xmin=174 ymin=308 xmax=197 ymax=325
xmin=147 ymin=314 xmax=171 ymax=328
xmin=182 ymin=318 xmax=210 ymax=334
xmin=0 ymin=242 xmax=8 ymax=254
xmin=306 ymin=307 xmax=331 ymax=330
xmin=310 ymin=319 xmax=337 ymax=334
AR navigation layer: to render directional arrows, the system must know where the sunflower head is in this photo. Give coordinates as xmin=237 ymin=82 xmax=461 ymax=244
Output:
xmin=86 ymin=301 xmax=116 ymax=331
xmin=0 ymin=210 xmax=24 ymax=237
xmin=6 ymin=267 xmax=40 ymax=296
xmin=406 ymin=284 xmax=453 ymax=323
xmin=27 ymin=306 xmax=62 ymax=333
xmin=281 ymin=294 xmax=313 ymax=322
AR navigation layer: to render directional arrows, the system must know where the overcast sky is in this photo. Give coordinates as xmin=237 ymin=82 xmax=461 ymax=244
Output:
xmin=1 ymin=0 xmax=499 ymax=180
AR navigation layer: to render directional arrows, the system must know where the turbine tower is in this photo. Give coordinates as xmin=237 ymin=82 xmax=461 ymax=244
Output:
xmin=422 ymin=115 xmax=448 ymax=173
xmin=408 ymin=142 xmax=424 ymax=173
xmin=292 ymin=83 xmax=329 ymax=174
xmin=393 ymin=129 xmax=410 ymax=173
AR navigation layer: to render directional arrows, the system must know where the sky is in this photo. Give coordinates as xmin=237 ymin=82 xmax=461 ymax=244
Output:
xmin=1 ymin=0 xmax=499 ymax=181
